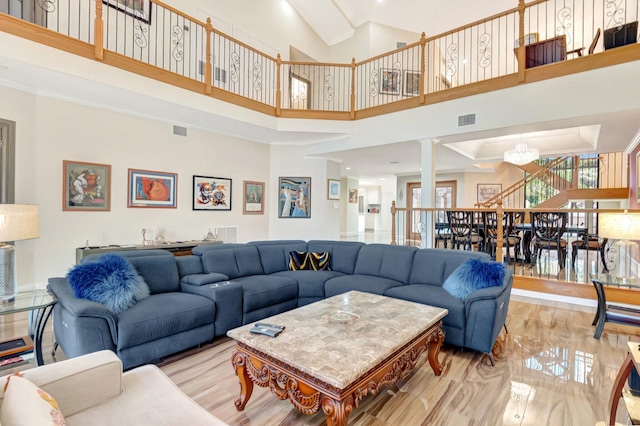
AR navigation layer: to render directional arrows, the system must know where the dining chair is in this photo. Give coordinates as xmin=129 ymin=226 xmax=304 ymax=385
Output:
xmin=450 ymin=211 xmax=485 ymax=251
xmin=485 ymin=211 xmax=521 ymax=263
xmin=530 ymin=211 xmax=569 ymax=268
xmin=571 ymin=231 xmax=608 ymax=272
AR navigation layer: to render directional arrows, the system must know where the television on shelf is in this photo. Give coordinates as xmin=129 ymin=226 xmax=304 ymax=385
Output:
xmin=604 ymin=21 xmax=638 ymax=50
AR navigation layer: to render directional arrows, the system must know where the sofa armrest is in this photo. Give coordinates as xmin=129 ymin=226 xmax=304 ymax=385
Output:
xmin=48 ymin=277 xmax=118 ymax=345
xmin=181 ymin=281 xmax=243 ymax=337
xmin=463 ymin=270 xmax=514 ymax=353
xmin=180 ymin=273 xmax=229 ymax=286
xmin=0 ymin=350 xmax=123 ymax=417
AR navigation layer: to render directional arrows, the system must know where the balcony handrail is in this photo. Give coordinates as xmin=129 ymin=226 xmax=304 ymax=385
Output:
xmin=477 ymin=156 xmax=570 ymax=207
xmin=1 ymin=0 xmax=639 ymax=120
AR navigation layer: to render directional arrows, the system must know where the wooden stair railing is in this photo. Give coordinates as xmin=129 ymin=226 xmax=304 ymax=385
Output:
xmin=476 ymin=156 xmax=571 ymax=208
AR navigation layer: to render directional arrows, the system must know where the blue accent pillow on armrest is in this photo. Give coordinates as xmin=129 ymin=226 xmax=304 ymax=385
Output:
xmin=442 ymin=259 xmax=505 ymax=300
xmin=67 ymin=254 xmax=150 ymax=314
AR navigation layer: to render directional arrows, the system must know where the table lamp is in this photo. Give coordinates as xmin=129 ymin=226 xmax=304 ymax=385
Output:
xmin=598 ymin=211 xmax=640 ymax=282
xmin=0 ymin=205 xmax=39 ymax=303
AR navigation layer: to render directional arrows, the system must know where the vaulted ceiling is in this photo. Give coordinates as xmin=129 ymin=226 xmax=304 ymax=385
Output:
xmin=286 ymin=0 xmax=517 ymax=46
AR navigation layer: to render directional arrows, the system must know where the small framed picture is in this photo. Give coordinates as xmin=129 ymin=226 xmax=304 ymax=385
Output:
xmin=243 ymin=181 xmax=264 ymax=215
xmin=279 ymin=177 xmax=311 ymax=218
xmin=193 ymin=175 xmax=232 ymax=211
xmin=128 ymin=169 xmax=177 ymax=208
xmin=379 ymin=68 xmax=401 ymax=95
xmin=102 ymin=0 xmax=152 ymax=24
xmin=477 ymin=183 xmax=502 ymax=204
xmin=403 ymin=70 xmax=420 ymax=96
xmin=349 ymin=189 xmax=358 ymax=203
xmin=327 ymin=179 xmax=340 ymax=200
xmin=62 ymin=160 xmax=111 ymax=211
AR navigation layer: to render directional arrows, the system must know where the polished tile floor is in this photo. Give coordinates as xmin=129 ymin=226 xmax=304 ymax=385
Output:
xmin=159 ymin=295 xmax=640 ymax=425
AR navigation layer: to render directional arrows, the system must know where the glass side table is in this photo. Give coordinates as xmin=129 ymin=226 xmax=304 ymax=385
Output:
xmin=0 ymin=289 xmax=56 ymax=366
xmin=590 ymin=274 xmax=640 ymax=339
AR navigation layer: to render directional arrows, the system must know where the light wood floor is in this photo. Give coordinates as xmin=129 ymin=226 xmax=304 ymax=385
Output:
xmin=158 ymin=295 xmax=640 ymax=426
xmin=2 ymin=295 xmax=639 ymax=425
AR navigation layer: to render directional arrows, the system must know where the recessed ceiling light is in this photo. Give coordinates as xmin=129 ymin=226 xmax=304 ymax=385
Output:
xmin=379 ymin=178 xmax=385 ymax=180
xmin=345 ymin=167 xmax=351 ymax=170
xmin=388 ymin=161 xmax=399 ymax=164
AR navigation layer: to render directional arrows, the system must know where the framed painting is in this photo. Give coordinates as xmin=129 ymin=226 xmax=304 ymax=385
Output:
xmin=62 ymin=160 xmax=111 ymax=211
xmin=327 ymin=179 xmax=340 ymax=200
xmin=279 ymin=177 xmax=311 ymax=218
xmin=349 ymin=189 xmax=358 ymax=203
xmin=477 ymin=183 xmax=502 ymax=204
xmin=128 ymin=169 xmax=177 ymax=208
xmin=193 ymin=175 xmax=232 ymax=211
xmin=379 ymin=68 xmax=401 ymax=95
xmin=243 ymin=181 xmax=264 ymax=214
xmin=103 ymin=0 xmax=152 ymax=24
xmin=403 ymin=70 xmax=420 ymax=96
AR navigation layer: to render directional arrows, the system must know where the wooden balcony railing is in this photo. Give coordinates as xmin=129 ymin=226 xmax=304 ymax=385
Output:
xmin=1 ymin=0 xmax=639 ymax=120
xmin=390 ymin=203 xmax=640 ymax=286
xmin=476 ymin=152 xmax=629 ymax=209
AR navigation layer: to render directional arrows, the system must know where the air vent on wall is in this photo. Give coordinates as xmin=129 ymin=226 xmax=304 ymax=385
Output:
xmin=457 ymin=113 xmax=476 ymax=127
xmin=397 ymin=42 xmax=407 ymax=48
xmin=173 ymin=125 xmax=187 ymax=137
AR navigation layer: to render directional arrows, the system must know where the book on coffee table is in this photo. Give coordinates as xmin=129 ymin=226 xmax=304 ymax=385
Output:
xmin=250 ymin=323 xmax=285 ymax=338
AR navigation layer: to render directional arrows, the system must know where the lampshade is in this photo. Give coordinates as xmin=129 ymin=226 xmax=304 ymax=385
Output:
xmin=0 ymin=204 xmax=39 ymax=242
xmin=598 ymin=212 xmax=640 ymax=240
xmin=599 ymin=211 xmax=640 ymax=281
xmin=504 ymin=143 xmax=539 ymax=165
xmin=0 ymin=205 xmax=39 ymax=303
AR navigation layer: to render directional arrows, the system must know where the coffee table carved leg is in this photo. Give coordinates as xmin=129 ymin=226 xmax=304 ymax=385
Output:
xmin=232 ymin=351 xmax=254 ymax=411
xmin=321 ymin=395 xmax=354 ymax=426
xmin=427 ymin=327 xmax=445 ymax=376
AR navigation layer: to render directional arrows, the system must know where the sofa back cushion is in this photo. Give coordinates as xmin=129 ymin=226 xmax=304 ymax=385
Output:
xmin=307 ymin=240 xmax=364 ymax=274
xmin=199 ymin=245 xmax=264 ymax=278
xmin=83 ymin=250 xmax=180 ymax=294
xmin=250 ymin=240 xmax=308 ymax=274
xmin=353 ymin=244 xmax=417 ymax=284
xmin=410 ymin=248 xmax=492 ymax=286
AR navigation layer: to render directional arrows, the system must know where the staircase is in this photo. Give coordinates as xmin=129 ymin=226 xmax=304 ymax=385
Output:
xmin=476 ymin=153 xmax=629 ymax=209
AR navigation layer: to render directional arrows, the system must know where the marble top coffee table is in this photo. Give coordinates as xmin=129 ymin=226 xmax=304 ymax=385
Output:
xmin=227 ymin=291 xmax=448 ymax=426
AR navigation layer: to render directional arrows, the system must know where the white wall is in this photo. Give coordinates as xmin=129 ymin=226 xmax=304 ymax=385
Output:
xmin=268 ymin=145 xmax=340 ymax=240
xmin=1 ymin=85 xmax=271 ymax=289
xmin=170 ymin=0 xmax=331 ymax=62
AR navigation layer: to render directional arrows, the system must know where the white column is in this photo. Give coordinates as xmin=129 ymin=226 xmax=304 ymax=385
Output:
xmin=420 ymin=139 xmax=438 ymax=248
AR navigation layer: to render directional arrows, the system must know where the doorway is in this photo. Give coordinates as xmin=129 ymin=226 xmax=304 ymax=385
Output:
xmin=405 ymin=180 xmax=456 ymax=243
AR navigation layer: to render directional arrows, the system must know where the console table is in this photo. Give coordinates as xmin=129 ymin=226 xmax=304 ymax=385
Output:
xmin=75 ymin=240 xmax=222 ymax=263
xmin=591 ymin=274 xmax=640 ymax=339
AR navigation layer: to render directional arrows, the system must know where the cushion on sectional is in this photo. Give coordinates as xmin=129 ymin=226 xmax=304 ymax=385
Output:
xmin=2 ymin=373 xmax=65 ymax=426
xmin=288 ymin=251 xmax=331 ymax=271
xmin=116 ymin=292 xmax=214 ymax=349
xmin=308 ymin=252 xmax=331 ymax=270
xmin=307 ymin=241 xmax=364 ymax=274
xmin=442 ymin=259 xmax=505 ymax=299
xmin=289 ymin=251 xmax=309 ymax=270
xmin=67 ymin=254 xmax=150 ymax=314
xmin=325 ymin=275 xmax=403 ymax=297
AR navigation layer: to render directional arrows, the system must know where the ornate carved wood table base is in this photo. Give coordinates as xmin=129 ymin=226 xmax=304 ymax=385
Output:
xmin=227 ymin=291 xmax=448 ymax=426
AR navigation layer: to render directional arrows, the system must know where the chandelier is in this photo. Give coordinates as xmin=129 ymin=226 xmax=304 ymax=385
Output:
xmin=504 ymin=143 xmax=539 ymax=165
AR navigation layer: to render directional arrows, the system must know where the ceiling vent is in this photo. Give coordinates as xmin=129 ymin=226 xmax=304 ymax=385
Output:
xmin=173 ymin=125 xmax=187 ymax=137
xmin=457 ymin=113 xmax=476 ymax=127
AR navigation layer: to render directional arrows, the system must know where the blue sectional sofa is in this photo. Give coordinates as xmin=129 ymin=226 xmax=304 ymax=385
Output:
xmin=48 ymin=240 xmax=513 ymax=369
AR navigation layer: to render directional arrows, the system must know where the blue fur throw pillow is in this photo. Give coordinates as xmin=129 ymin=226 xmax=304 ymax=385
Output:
xmin=67 ymin=254 xmax=150 ymax=314
xmin=442 ymin=259 xmax=505 ymax=300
